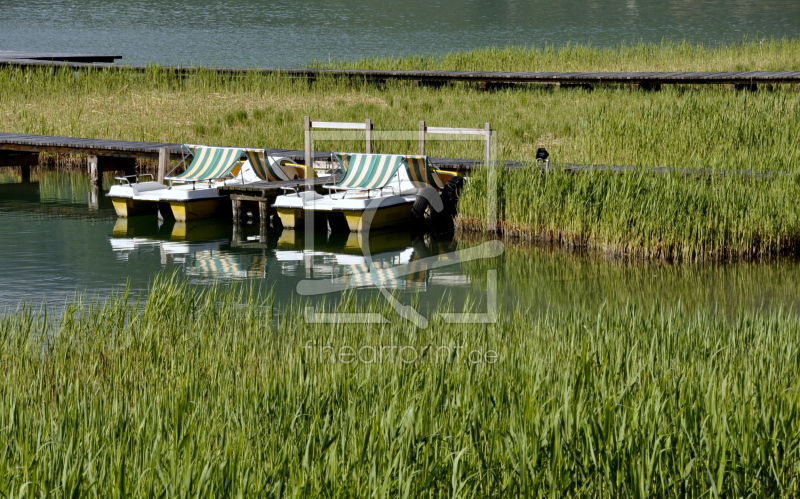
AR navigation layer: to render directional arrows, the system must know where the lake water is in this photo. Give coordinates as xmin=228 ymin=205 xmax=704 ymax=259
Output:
xmin=1 ymin=1 xmax=799 ymax=67
xmin=3 ymin=2 xmax=800 ymax=318
xmin=3 ymin=171 xmax=800 ymax=322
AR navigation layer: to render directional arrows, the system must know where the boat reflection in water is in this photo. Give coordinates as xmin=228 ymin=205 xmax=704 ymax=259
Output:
xmin=109 ymin=217 xmax=474 ymax=299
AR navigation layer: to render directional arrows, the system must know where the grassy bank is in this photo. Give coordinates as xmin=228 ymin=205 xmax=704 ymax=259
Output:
xmin=459 ymin=167 xmax=800 ymax=261
xmin=1 ymin=41 xmax=799 ymax=258
xmin=318 ymin=38 xmax=800 ymax=72
xmin=2 ymin=274 xmax=800 ymax=496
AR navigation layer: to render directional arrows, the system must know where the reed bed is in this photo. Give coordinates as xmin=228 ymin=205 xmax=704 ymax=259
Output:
xmin=459 ymin=166 xmax=800 ymax=261
xmin=2 ymin=41 xmax=800 ymax=257
xmin=2 ymin=51 xmax=800 ymax=171
xmin=1 ymin=274 xmax=800 ymax=496
xmin=318 ymin=38 xmax=800 ymax=72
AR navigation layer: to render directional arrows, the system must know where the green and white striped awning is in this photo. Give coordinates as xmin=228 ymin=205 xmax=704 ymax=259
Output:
xmin=244 ymin=149 xmax=294 ymax=182
xmin=168 ymin=146 xmax=244 ymax=182
xmin=328 ymin=153 xmax=404 ymax=191
xmin=402 ymin=155 xmax=447 ymax=189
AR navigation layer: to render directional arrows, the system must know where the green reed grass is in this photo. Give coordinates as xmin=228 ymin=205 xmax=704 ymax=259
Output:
xmin=318 ymin=38 xmax=800 ymax=72
xmin=460 ymin=166 xmax=800 ymax=260
xmin=2 ymin=273 xmax=800 ymax=496
xmin=2 ymin=46 xmax=800 ymax=171
xmin=2 ymin=42 xmax=800 ymax=257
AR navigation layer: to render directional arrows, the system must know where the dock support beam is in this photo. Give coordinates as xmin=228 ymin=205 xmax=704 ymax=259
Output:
xmin=88 ymin=155 xmax=138 ymax=186
xmin=365 ymin=118 xmax=372 ymax=154
xmin=158 ymin=147 xmax=170 ymax=184
xmin=88 ymin=155 xmax=101 ymax=186
xmin=419 ymin=121 xmax=426 ymax=155
xmin=231 ymin=198 xmax=242 ymax=223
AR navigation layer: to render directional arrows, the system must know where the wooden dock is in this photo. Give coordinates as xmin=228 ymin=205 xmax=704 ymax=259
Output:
xmin=0 ymin=132 xmax=779 ymax=185
xmin=1 ymin=52 xmax=799 ymax=90
xmin=0 ymin=51 xmax=121 ymax=65
xmin=0 ymin=133 xmax=481 ymax=186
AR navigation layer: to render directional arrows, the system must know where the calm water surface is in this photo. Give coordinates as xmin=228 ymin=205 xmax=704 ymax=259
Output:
xmin=2 ymin=172 xmax=800 ymax=319
xmin=1 ymin=1 xmax=799 ymax=67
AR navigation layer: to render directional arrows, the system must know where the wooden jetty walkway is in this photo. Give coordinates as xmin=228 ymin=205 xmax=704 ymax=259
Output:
xmin=0 ymin=51 xmax=121 ymax=64
xmin=2 ymin=51 xmax=799 ymax=91
xmin=0 ymin=132 xmax=780 ymax=185
xmin=0 ymin=132 xmax=485 ymax=185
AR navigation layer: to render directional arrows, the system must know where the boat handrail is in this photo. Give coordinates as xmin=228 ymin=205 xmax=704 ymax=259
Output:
xmin=113 ymin=173 xmax=154 ymax=185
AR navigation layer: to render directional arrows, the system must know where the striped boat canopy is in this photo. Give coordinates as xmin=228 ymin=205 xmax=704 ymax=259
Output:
xmin=326 ymin=153 xmax=405 ymax=191
xmin=244 ymin=149 xmax=295 ymax=182
xmin=167 ymin=146 xmax=244 ymax=183
xmin=402 ymin=155 xmax=447 ymax=190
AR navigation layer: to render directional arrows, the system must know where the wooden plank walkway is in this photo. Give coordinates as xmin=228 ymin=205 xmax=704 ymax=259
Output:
xmin=1 ymin=53 xmax=799 ymax=88
xmin=0 ymin=51 xmax=121 ymax=64
xmin=0 ymin=132 xmax=783 ymax=178
xmin=0 ymin=133 xmax=183 ymax=159
xmin=0 ymin=133 xmax=478 ymax=170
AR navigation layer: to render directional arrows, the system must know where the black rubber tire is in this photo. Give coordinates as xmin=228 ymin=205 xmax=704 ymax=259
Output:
xmin=411 ymin=190 xmax=457 ymax=233
xmin=441 ymin=176 xmax=464 ymax=215
xmin=411 ymin=193 xmax=435 ymax=223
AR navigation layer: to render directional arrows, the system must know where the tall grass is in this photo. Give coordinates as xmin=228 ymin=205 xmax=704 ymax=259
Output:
xmin=1 ymin=53 xmax=799 ymax=171
xmin=2 ymin=42 xmax=800 ymax=257
xmin=2 ymin=274 xmax=800 ymax=496
xmin=460 ymin=166 xmax=800 ymax=260
xmin=317 ymin=38 xmax=800 ymax=72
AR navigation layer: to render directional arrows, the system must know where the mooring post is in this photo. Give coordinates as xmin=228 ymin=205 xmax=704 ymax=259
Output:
xmin=258 ymin=199 xmax=269 ymax=223
xmin=365 ymin=118 xmax=372 ymax=154
xmin=87 ymin=155 xmax=101 ymax=186
xmin=231 ymin=197 xmax=242 ymax=223
xmin=158 ymin=147 xmax=170 ymax=184
xmin=419 ymin=121 xmax=426 ymax=155
xmin=484 ymin=123 xmax=492 ymax=168
xmin=304 ymin=116 xmax=312 ymax=170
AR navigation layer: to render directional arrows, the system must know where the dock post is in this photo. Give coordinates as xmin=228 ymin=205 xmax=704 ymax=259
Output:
xmin=304 ymin=116 xmax=312 ymax=169
xmin=365 ymin=118 xmax=372 ymax=154
xmin=158 ymin=147 xmax=170 ymax=184
xmin=231 ymin=197 xmax=242 ymax=223
xmin=88 ymin=155 xmax=101 ymax=186
xmin=483 ymin=123 xmax=492 ymax=168
xmin=484 ymin=122 xmax=496 ymax=233
xmin=419 ymin=121 xmax=426 ymax=155
xmin=259 ymin=199 xmax=269 ymax=224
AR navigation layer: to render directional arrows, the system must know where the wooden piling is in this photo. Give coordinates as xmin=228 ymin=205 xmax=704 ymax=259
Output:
xmin=231 ymin=198 xmax=242 ymax=223
xmin=365 ymin=118 xmax=372 ymax=154
xmin=158 ymin=147 xmax=170 ymax=184
xmin=419 ymin=121 xmax=426 ymax=155
xmin=88 ymin=154 xmax=101 ymax=186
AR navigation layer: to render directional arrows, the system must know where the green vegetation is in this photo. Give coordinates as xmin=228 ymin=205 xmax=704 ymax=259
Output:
xmin=1 ymin=274 xmax=800 ymax=496
xmin=460 ymin=167 xmax=800 ymax=261
xmin=318 ymin=38 xmax=800 ymax=72
xmin=1 ymin=40 xmax=799 ymax=257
